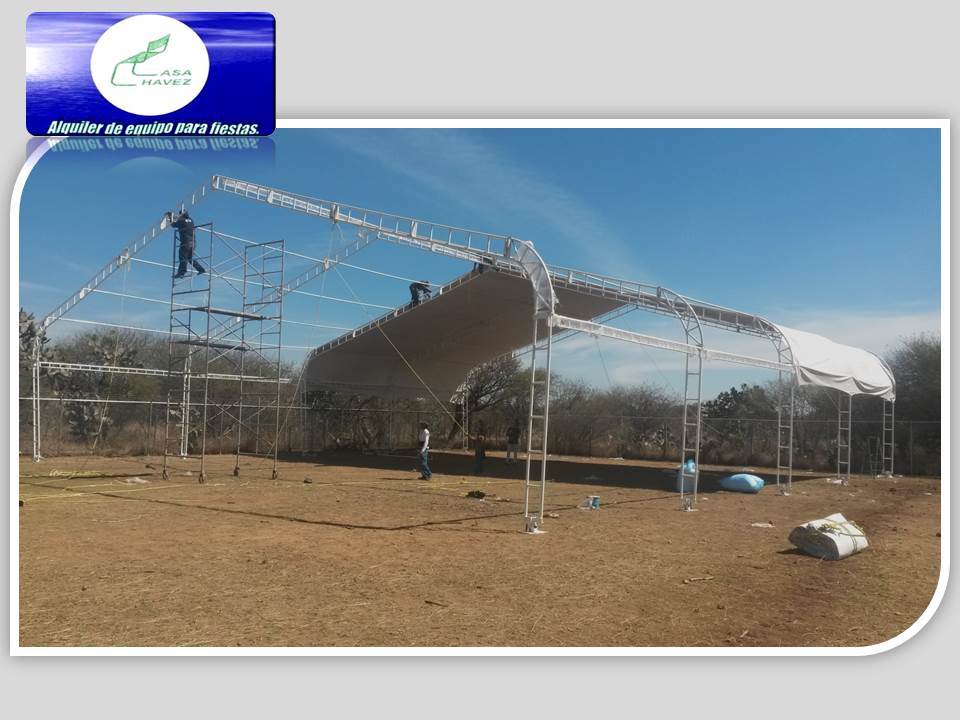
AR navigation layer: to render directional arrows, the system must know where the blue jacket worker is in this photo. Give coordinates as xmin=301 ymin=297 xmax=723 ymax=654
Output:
xmin=167 ymin=209 xmax=205 ymax=279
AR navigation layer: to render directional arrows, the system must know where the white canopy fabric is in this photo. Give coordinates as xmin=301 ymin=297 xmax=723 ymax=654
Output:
xmin=304 ymin=268 xmax=629 ymax=399
xmin=774 ymin=324 xmax=896 ymax=401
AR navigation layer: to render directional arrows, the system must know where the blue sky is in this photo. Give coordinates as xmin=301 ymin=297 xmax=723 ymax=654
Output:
xmin=18 ymin=127 xmax=942 ymax=399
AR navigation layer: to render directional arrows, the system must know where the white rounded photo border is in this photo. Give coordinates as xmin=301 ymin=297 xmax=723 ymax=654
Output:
xmin=8 ymin=118 xmax=950 ymax=657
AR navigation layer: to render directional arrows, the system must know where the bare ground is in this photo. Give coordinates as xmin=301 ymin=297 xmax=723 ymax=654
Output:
xmin=18 ymin=450 xmax=941 ymax=648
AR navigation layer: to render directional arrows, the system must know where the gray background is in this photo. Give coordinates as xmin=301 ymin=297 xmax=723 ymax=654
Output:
xmin=1 ymin=1 xmax=953 ymax=717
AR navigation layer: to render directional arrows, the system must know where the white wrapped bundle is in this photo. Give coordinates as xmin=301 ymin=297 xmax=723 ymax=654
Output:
xmin=788 ymin=513 xmax=868 ymax=560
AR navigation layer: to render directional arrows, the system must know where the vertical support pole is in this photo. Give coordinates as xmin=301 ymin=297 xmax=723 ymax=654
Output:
xmin=787 ymin=385 xmax=795 ymax=493
xmin=300 ymin=387 xmax=307 ymax=455
xmin=845 ymin=393 xmax=852 ymax=484
xmin=837 ymin=391 xmax=852 ymax=485
xmin=234 ymin=242 xmax=248 ymax=478
xmin=678 ymin=349 xmax=703 ymax=509
xmin=909 ymin=421 xmax=914 ymax=476
xmin=538 ymin=316 xmax=554 ymax=521
xmin=163 ymin=223 xmax=179 ymax=480
xmin=882 ymin=399 xmax=895 ymax=477
xmin=522 ymin=312 xmax=553 ymax=530
xmin=179 ymin=354 xmax=191 ymax=458
xmin=31 ymin=336 xmax=41 ymax=461
xmin=197 ymin=227 xmax=213 ymax=485
xmin=775 ymin=376 xmax=795 ymax=495
xmin=271 ymin=240 xmax=285 ymax=480
xmin=161 ymin=390 xmax=172 ymax=480
xmin=523 ymin=314 xmax=540 ymax=527
xmin=837 ymin=393 xmax=844 ymax=481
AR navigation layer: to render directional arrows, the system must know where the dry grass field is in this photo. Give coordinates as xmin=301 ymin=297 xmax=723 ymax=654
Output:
xmin=18 ymin=450 xmax=941 ymax=648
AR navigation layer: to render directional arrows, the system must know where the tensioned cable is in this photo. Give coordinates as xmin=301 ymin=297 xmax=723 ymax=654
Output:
xmin=57 ymin=318 xmax=317 ymax=351
xmin=128 ymin=258 xmax=397 ymax=310
xmin=55 ymin=257 xmax=132 ymax=476
xmin=593 ymin=336 xmax=614 ymax=389
xmin=212 ymin=228 xmax=441 ymax=287
xmin=97 ymin=274 xmax=393 ymax=311
xmin=330 ymin=262 xmax=465 ymax=435
xmin=258 ymin=223 xmax=346 ymax=456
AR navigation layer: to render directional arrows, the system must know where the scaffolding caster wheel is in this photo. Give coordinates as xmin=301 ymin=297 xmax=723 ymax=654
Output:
xmin=271 ymin=470 xmax=279 ymax=480
xmin=233 ymin=466 xmax=240 ymax=477
xmin=162 ymin=469 xmax=169 ymax=481
xmin=680 ymin=496 xmax=696 ymax=512
xmin=198 ymin=472 xmax=206 ymax=485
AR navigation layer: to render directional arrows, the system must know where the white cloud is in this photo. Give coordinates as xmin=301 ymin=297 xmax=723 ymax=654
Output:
xmin=322 ymin=129 xmax=636 ymax=276
xmin=775 ymin=308 xmax=941 ymax=355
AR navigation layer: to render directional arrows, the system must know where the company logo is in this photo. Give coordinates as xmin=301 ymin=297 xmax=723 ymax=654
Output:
xmin=90 ymin=14 xmax=209 ymax=116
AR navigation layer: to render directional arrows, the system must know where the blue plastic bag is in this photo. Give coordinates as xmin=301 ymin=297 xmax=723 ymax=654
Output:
xmin=719 ymin=473 xmax=764 ymax=493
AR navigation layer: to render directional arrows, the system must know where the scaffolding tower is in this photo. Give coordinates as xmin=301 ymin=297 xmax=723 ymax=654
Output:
xmin=160 ymin=225 xmax=285 ymax=483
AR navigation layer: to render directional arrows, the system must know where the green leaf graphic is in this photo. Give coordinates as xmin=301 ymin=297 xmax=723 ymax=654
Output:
xmin=119 ymin=34 xmax=170 ymax=66
xmin=111 ymin=34 xmax=171 ymax=85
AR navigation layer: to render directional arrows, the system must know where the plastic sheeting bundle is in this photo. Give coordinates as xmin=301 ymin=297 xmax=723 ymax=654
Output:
xmin=788 ymin=513 xmax=869 ymax=560
xmin=719 ymin=473 xmax=764 ymax=493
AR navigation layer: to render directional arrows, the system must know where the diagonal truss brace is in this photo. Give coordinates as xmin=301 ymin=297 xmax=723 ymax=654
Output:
xmin=40 ymin=180 xmax=213 ymax=331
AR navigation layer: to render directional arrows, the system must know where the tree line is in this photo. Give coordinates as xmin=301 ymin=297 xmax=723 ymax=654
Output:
xmin=19 ymin=308 xmax=941 ymax=475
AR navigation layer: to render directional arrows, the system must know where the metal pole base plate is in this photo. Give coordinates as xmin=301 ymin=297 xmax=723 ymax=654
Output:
xmin=523 ymin=515 xmax=544 ymax=534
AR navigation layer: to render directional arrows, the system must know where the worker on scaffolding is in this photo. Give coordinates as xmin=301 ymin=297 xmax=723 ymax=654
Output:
xmin=409 ymin=280 xmax=431 ymax=306
xmin=165 ymin=209 xmax=205 ymax=279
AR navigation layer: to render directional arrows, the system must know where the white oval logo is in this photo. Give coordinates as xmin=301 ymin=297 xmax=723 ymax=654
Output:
xmin=89 ymin=14 xmax=209 ymax=116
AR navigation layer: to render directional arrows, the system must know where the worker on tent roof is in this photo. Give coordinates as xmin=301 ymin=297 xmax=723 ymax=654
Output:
xmin=409 ymin=280 xmax=431 ymax=306
xmin=166 ymin=209 xmax=205 ymax=279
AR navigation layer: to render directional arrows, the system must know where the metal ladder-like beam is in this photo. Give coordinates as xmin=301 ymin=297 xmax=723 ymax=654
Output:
xmin=837 ymin=392 xmax=852 ymax=486
xmin=31 ymin=337 xmax=41 ymax=461
xmin=678 ymin=353 xmax=702 ymax=511
xmin=776 ymin=384 xmax=795 ymax=495
xmin=881 ymin=399 xmax=895 ymax=477
xmin=522 ymin=312 xmax=553 ymax=533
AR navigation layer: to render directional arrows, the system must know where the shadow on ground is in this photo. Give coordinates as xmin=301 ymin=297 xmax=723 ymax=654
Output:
xmin=279 ymin=450 xmax=829 ymax=493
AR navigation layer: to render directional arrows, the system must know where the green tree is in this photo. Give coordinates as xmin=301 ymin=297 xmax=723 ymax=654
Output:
xmin=702 ymin=383 xmax=772 ymax=418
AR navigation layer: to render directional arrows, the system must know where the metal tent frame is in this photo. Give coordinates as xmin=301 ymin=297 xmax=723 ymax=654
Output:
xmin=29 ymin=174 xmax=896 ymax=533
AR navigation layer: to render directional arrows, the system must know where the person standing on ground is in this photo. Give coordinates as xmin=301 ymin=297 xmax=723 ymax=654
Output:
xmin=473 ymin=431 xmax=487 ymax=475
xmin=417 ymin=422 xmax=432 ymax=480
xmin=166 ymin=209 xmax=205 ymax=279
xmin=506 ymin=423 xmax=521 ymax=464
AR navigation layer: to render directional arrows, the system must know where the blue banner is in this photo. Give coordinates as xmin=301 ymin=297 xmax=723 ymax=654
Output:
xmin=27 ymin=12 xmax=275 ymax=136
